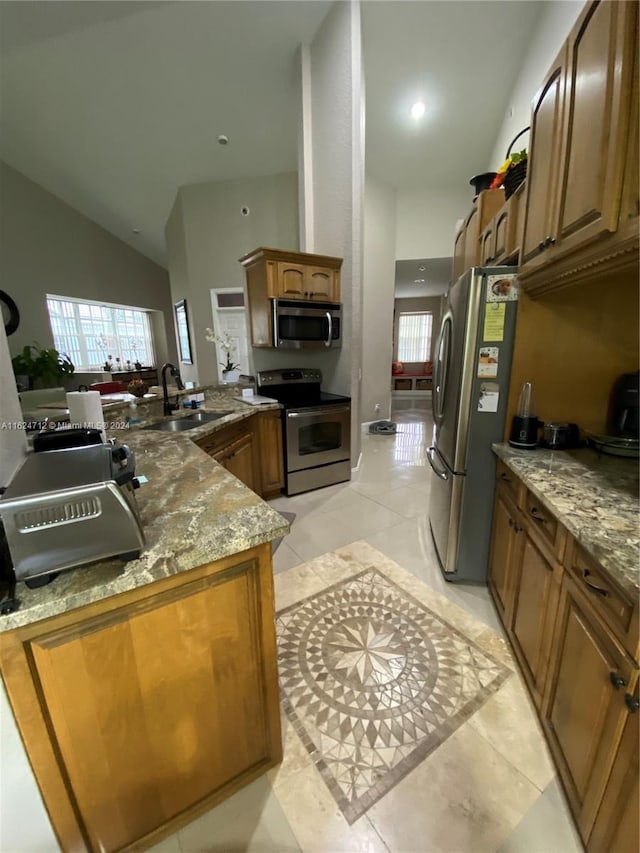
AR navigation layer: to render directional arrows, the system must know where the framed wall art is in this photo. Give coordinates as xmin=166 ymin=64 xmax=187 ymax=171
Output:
xmin=174 ymin=299 xmax=193 ymax=364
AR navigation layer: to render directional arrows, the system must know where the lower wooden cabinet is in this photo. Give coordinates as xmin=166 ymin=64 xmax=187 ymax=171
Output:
xmin=256 ymin=409 xmax=284 ymax=498
xmin=0 ymin=544 xmax=282 ymax=852
xmin=587 ymin=684 xmax=639 ymax=853
xmin=488 ymin=461 xmax=639 ymax=849
xmin=214 ymin=432 xmax=257 ymax=493
xmin=542 ymin=574 xmax=637 ymax=839
xmin=196 ymin=413 xmax=283 ymax=499
xmin=510 ymin=531 xmax=562 ymax=709
xmin=487 ymin=485 xmax=522 ymax=622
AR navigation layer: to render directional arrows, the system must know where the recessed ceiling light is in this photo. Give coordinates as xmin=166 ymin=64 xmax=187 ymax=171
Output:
xmin=418 ymin=265 xmax=426 ymax=272
xmin=413 ymin=278 xmax=425 ymax=284
xmin=132 ymin=227 xmax=141 ymax=234
xmin=217 ymin=134 xmax=229 ymax=145
xmin=411 ymin=101 xmax=426 ymax=119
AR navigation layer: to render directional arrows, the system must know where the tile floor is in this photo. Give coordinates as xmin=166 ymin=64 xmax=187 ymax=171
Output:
xmin=151 ymin=406 xmax=583 ymax=853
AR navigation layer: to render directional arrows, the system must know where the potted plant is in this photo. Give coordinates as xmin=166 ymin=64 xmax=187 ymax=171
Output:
xmin=205 ymin=328 xmax=241 ymax=383
xmin=12 ymin=343 xmax=75 ymax=390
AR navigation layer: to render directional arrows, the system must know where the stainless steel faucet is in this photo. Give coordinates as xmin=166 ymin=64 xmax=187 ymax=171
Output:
xmin=161 ymin=363 xmax=185 ymax=415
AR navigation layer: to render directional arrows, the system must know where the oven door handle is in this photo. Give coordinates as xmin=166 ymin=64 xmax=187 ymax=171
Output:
xmin=287 ymin=405 xmax=350 ymax=418
xmin=325 ymin=311 xmax=333 ymax=348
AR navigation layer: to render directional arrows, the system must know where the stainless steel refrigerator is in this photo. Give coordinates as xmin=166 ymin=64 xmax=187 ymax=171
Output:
xmin=427 ymin=266 xmax=519 ymax=583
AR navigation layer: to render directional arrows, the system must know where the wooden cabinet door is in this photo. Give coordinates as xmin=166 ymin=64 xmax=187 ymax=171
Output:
xmin=542 ymin=575 xmax=637 ymax=840
xmin=225 ymin=433 xmax=257 ymax=492
xmin=480 ymin=223 xmax=495 ymax=265
xmin=487 ymin=487 xmax=523 ymax=624
xmin=619 ymin=25 xmax=639 ymax=226
xmin=587 ymin=684 xmax=639 ymax=853
xmin=306 ymin=266 xmax=339 ymax=301
xmin=257 ymin=410 xmax=284 ymax=497
xmin=28 ymin=556 xmax=279 ymax=851
xmin=510 ymin=531 xmax=562 ymax=708
xmin=452 ymin=226 xmax=466 ymax=282
xmin=520 ymin=46 xmax=567 ymax=271
xmin=493 ymin=205 xmax=510 ymax=261
xmin=554 ymin=0 xmax=638 ymax=258
xmin=463 ymin=206 xmax=480 ymax=271
xmin=275 ymin=262 xmax=306 ymax=298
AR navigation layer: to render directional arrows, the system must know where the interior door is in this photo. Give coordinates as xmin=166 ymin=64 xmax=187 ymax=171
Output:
xmin=215 ymin=309 xmax=249 ymax=381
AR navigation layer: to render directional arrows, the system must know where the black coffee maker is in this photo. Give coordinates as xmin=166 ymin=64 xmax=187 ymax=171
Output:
xmin=607 ymin=371 xmax=640 ymax=438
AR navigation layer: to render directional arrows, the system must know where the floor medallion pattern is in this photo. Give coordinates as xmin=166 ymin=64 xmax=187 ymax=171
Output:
xmin=276 ymin=568 xmax=511 ymax=823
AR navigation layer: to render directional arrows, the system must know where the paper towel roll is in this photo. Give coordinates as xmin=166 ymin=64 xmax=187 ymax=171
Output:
xmin=66 ymin=391 xmax=105 ymax=440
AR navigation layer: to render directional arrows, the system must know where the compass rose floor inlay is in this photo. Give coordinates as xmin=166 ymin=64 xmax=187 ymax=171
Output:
xmin=276 ymin=565 xmax=512 ymax=824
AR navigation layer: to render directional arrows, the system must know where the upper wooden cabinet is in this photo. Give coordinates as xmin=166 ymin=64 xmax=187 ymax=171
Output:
xmin=451 ymin=224 xmax=466 ymax=283
xmin=519 ymin=0 xmax=639 ymax=293
xmin=519 ymin=45 xmax=568 ymax=272
xmin=460 ymin=189 xmax=505 ymax=275
xmin=240 ymin=247 xmax=342 ymax=346
xmin=480 ymin=180 xmax=527 ymax=266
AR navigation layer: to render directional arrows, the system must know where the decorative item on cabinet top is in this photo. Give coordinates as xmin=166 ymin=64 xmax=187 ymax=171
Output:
xmin=489 ymin=127 xmax=529 ymax=199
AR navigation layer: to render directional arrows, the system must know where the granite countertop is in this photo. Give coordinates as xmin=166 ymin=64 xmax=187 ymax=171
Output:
xmin=493 ymin=443 xmax=639 ymax=596
xmin=1 ymin=397 xmax=288 ymax=632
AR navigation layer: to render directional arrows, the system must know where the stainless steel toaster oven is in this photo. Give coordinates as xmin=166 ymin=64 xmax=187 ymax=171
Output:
xmin=0 ymin=442 xmax=145 ymax=583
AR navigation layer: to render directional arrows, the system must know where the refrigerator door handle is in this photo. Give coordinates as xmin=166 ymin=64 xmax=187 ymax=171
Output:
xmin=427 ymin=446 xmax=450 ymax=480
xmin=433 ymin=312 xmax=452 ymax=425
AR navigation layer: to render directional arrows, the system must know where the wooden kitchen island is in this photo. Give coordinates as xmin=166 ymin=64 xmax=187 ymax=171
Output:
xmin=0 ymin=429 xmax=289 ymax=852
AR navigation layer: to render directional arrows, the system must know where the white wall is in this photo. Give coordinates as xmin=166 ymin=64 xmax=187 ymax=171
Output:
xmin=488 ymin=0 xmax=584 ymax=171
xmin=362 ymin=175 xmax=396 ymax=422
xmin=306 ymin=0 xmax=365 ymax=460
xmin=0 ymin=162 xmax=177 ymax=367
xmin=165 ymin=173 xmax=300 ymax=386
xmin=0 ymin=324 xmax=27 ymax=488
xmin=395 ymin=185 xmax=473 ymax=261
xmin=1 ymin=679 xmax=59 ymax=851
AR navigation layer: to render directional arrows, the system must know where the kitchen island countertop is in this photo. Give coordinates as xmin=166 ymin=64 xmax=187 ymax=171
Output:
xmin=492 ymin=443 xmax=639 ymax=596
xmin=1 ymin=421 xmax=289 ymax=632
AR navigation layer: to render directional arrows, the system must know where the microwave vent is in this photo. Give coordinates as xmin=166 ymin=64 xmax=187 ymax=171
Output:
xmin=15 ymin=497 xmax=102 ymax=532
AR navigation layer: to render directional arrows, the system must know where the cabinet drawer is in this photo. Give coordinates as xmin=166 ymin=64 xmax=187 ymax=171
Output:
xmin=495 ymin=460 xmax=524 ymax=506
xmin=524 ymin=491 xmax=560 ymax=552
xmin=566 ymin=542 xmax=635 ymax=642
xmin=195 ymin=418 xmax=253 ymax=456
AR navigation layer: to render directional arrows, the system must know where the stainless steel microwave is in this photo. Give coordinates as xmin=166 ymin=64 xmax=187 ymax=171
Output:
xmin=271 ymin=299 xmax=342 ymax=349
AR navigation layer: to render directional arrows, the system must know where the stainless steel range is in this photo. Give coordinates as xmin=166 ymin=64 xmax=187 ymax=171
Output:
xmin=256 ymin=368 xmax=351 ymax=496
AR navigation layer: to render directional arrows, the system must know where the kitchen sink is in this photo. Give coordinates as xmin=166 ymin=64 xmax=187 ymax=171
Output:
xmin=141 ymin=411 xmax=232 ymax=432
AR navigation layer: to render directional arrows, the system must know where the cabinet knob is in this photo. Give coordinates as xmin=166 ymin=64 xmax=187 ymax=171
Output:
xmin=609 ymin=672 xmax=628 ymax=690
xmin=624 ymin=694 xmax=640 ymax=713
xmin=538 ymin=241 xmax=545 ymax=252
xmin=499 ymin=472 xmax=511 ymax=483
xmin=309 ymin=291 xmax=314 ymax=297
xmin=304 ymin=291 xmax=309 ymax=298
xmin=545 ymin=236 xmax=556 ymax=247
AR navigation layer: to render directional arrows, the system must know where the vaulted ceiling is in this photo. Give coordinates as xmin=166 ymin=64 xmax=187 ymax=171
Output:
xmin=0 ymin=1 xmax=543 ymax=267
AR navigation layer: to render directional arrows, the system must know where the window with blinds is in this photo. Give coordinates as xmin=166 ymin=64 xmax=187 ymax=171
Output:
xmin=46 ymin=296 xmax=155 ymax=370
xmin=397 ymin=312 xmax=433 ymax=362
